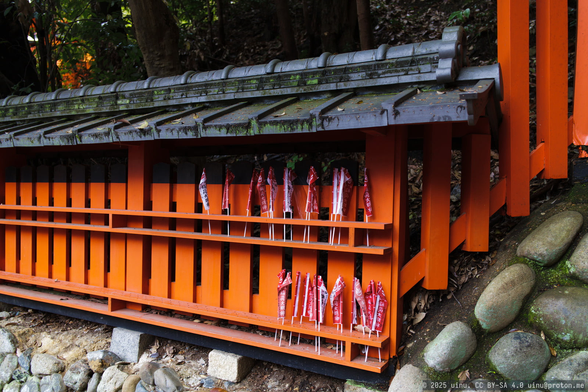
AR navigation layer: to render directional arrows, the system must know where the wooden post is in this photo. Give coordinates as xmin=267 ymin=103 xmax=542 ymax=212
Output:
xmin=109 ymin=164 xmax=127 ymax=291
xmin=19 ymin=166 xmax=35 ymax=276
xmin=151 ymin=162 xmax=172 ymax=298
xmin=70 ymin=165 xmax=88 ymax=284
xmin=53 ymin=165 xmax=70 ymax=282
xmin=89 ymin=165 xmax=107 ymax=288
xmin=497 ymin=0 xmax=530 ymax=216
xmin=35 ymin=166 xmax=52 ymax=278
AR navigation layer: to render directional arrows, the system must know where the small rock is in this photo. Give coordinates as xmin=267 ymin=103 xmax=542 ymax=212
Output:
xmin=87 ymin=373 xmax=101 ymax=392
xmin=475 ymin=263 xmax=535 ymax=332
xmin=21 ymin=377 xmax=41 ymax=392
xmin=568 ymin=233 xmax=588 ymax=283
xmin=138 ymin=362 xmax=161 ymax=386
xmin=122 ymin=375 xmax=141 ymax=392
xmin=39 ymin=374 xmax=65 ymax=392
xmin=153 ymin=368 xmax=183 ymax=392
xmin=0 ymin=354 xmax=18 ymax=384
xmin=517 ymin=211 xmax=583 ymax=267
xmin=201 ymin=377 xmax=215 ymax=389
xmin=488 ymin=332 xmax=550 ymax=380
xmin=87 ymin=351 xmax=122 ymax=374
xmin=3 ymin=380 xmax=20 ymax=392
xmin=423 ymin=321 xmax=477 ymax=372
xmin=387 ymin=364 xmax=427 ymax=392
xmin=110 ymin=329 xmax=154 ymax=364
xmin=0 ymin=312 xmax=11 ymax=320
xmin=97 ymin=366 xmax=128 ymax=392
xmin=544 ymin=351 xmax=588 ymax=391
xmin=11 ymin=368 xmax=29 ymax=383
xmin=344 ymin=380 xmax=382 ymax=391
xmin=0 ymin=328 xmax=18 ymax=354
xmin=30 ymin=354 xmax=65 ymax=377
xmin=63 ymin=360 xmax=93 ymax=391
xmin=529 ymin=286 xmax=588 ymax=348
xmin=18 ymin=348 xmax=33 ymax=373
xmin=134 ymin=381 xmax=150 ymax=392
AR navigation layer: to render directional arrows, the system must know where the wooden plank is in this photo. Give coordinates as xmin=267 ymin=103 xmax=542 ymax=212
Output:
xmin=4 ymin=167 xmax=19 ymax=273
xmin=89 ymin=165 xmax=107 ymax=288
xmin=19 ymin=166 xmax=35 ymax=276
xmin=109 ymin=164 xmax=127 ymax=291
xmin=498 ymin=0 xmax=530 ymax=216
xmin=461 ymin=133 xmax=490 ymax=251
xmin=70 ymin=165 xmax=88 ymax=284
xmin=53 ymin=166 xmax=69 ymax=282
xmin=399 ymin=250 xmax=425 ymax=297
xmin=421 ymin=124 xmax=451 ymax=290
xmin=174 ymin=162 xmax=197 ymax=303
xmin=35 ymin=166 xmax=52 ymax=278
xmin=536 ymin=0 xmax=568 ymax=179
xmin=529 ymin=143 xmax=546 ymax=181
xmin=151 ymin=163 xmax=172 ymax=298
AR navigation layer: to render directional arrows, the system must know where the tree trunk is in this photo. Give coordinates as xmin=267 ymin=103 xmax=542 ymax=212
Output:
xmin=356 ymin=0 xmax=373 ymax=50
xmin=274 ymin=0 xmax=298 ymax=60
xmin=127 ymin=0 xmax=182 ymax=77
xmin=320 ymin=0 xmax=358 ymax=54
xmin=216 ymin=0 xmax=225 ymax=47
xmin=0 ymin=2 xmax=40 ymax=97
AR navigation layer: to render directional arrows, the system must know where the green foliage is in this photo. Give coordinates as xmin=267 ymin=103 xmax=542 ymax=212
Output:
xmin=287 ymin=154 xmax=305 ymax=170
xmin=448 ymin=8 xmax=471 ymax=25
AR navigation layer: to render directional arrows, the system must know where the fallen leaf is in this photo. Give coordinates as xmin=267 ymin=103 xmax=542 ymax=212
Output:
xmin=272 ymin=111 xmax=286 ymax=117
xmin=193 ymin=114 xmax=199 ymax=119
xmin=356 ymin=100 xmax=363 ymax=104
xmin=137 ymin=121 xmax=150 ymax=129
xmin=115 ymin=119 xmax=132 ymax=126
xmin=413 ymin=312 xmax=426 ymax=325
xmin=337 ymin=106 xmax=345 ymax=111
xmin=436 ymin=91 xmax=446 ymax=95
xmin=549 ymin=346 xmax=557 ymax=356
xmin=541 ymin=331 xmax=546 ymax=340
xmin=458 ymin=369 xmax=470 ymax=381
xmin=171 ymin=119 xmax=182 ymax=124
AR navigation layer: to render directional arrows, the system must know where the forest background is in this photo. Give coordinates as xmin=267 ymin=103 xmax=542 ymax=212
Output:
xmin=0 ymin=0 xmax=506 ymax=98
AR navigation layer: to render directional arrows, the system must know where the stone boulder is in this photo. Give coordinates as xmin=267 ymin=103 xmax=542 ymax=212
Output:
xmin=529 ymin=286 xmax=588 ymax=348
xmin=0 ymin=328 xmax=17 ymax=354
xmin=21 ymin=377 xmax=41 ymax=392
xmin=18 ymin=348 xmax=33 ymax=372
xmin=387 ymin=364 xmax=427 ymax=392
xmin=0 ymin=354 xmax=18 ymax=384
xmin=31 ymin=354 xmax=65 ymax=377
xmin=40 ymin=374 xmax=66 ymax=392
xmin=3 ymin=380 xmax=20 ymax=392
xmin=516 ymin=211 xmax=583 ymax=267
xmin=87 ymin=351 xmax=121 ymax=374
xmin=63 ymin=360 xmax=93 ymax=391
xmin=97 ymin=366 xmax=128 ymax=392
xmin=568 ymin=233 xmax=588 ymax=283
xmin=423 ymin=321 xmax=476 ymax=372
xmin=488 ymin=332 xmax=550 ymax=380
xmin=12 ymin=367 xmax=29 ymax=383
xmin=121 ymin=375 xmax=141 ymax=392
xmin=153 ymin=368 xmax=183 ymax=392
xmin=87 ymin=373 xmax=101 ymax=392
xmin=544 ymin=351 xmax=588 ymax=392
xmin=138 ymin=362 xmax=161 ymax=385
xmin=474 ymin=263 xmax=535 ymax=332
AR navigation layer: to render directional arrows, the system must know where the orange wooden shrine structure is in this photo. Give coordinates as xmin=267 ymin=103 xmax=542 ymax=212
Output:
xmin=0 ymin=0 xmax=573 ymax=378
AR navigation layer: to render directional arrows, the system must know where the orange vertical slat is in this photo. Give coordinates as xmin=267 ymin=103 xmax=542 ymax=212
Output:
xmin=89 ymin=165 xmax=107 ymax=288
xmin=109 ymin=164 xmax=127 ymax=291
xmin=19 ymin=166 xmax=35 ymax=276
xmin=461 ymin=132 xmax=491 ymax=251
xmin=536 ymin=0 xmax=568 ymax=179
xmin=421 ymin=124 xmax=451 ymax=290
xmin=363 ymin=127 xmax=402 ymax=360
xmin=53 ymin=166 xmax=69 ymax=282
xmin=127 ymin=143 xmax=157 ymax=296
xmin=174 ymin=162 xmax=196 ymax=303
xmin=497 ymin=0 xmax=530 ymax=216
xmin=70 ymin=165 xmax=87 ymax=284
xmin=201 ymin=163 xmax=223 ymax=307
xmin=574 ymin=1 xmax=588 ymax=146
xmin=4 ymin=167 xmax=19 ymax=273
xmin=151 ymin=163 xmax=172 ymax=298
xmin=224 ymin=164 xmax=253 ymax=312
xmin=35 ymin=166 xmax=52 ymax=278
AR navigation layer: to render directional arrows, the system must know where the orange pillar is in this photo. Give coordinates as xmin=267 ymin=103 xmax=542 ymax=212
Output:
xmin=109 ymin=163 xmax=127 ymax=291
xmin=151 ymin=163 xmax=172 ymax=298
xmin=363 ymin=126 xmax=404 ymax=360
xmin=421 ymin=124 xmax=451 ymax=290
xmin=174 ymin=162 xmax=197 ymax=303
xmin=70 ymin=164 xmax=88 ymax=284
xmin=4 ymin=167 xmax=19 ymax=273
xmin=89 ymin=165 xmax=107 ymax=288
xmin=498 ymin=0 xmax=530 ymax=216
xmin=536 ymin=0 xmax=568 ymax=179
xmin=19 ymin=166 xmax=35 ymax=276
xmin=35 ymin=166 xmax=52 ymax=278
xmin=461 ymin=131 xmax=491 ymax=251
xmin=53 ymin=165 xmax=70 ymax=282
xmin=574 ymin=1 xmax=588 ymax=146
xmin=127 ymin=143 xmax=156 ymax=296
